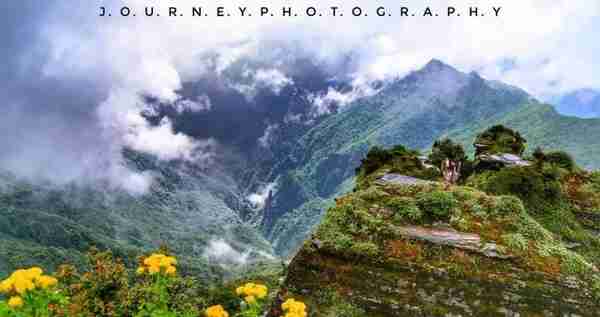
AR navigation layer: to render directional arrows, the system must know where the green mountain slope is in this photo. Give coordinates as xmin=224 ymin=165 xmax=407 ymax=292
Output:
xmin=0 ymin=152 xmax=274 ymax=278
xmin=445 ymin=103 xmax=600 ymax=169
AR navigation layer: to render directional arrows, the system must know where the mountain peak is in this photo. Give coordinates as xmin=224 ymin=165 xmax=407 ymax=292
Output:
xmin=421 ymin=59 xmax=458 ymax=73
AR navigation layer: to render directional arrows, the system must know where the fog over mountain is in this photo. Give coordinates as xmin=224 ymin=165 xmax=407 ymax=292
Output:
xmin=2 ymin=1 xmax=600 ymax=276
xmin=2 ymin=1 xmax=600 ymax=195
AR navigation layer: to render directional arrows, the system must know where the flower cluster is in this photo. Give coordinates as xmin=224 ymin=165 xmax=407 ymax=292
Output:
xmin=137 ymin=253 xmax=177 ymax=275
xmin=205 ymin=304 xmax=229 ymax=317
xmin=235 ymin=282 xmax=268 ymax=304
xmin=282 ymin=298 xmax=307 ymax=317
xmin=0 ymin=267 xmax=58 ymax=309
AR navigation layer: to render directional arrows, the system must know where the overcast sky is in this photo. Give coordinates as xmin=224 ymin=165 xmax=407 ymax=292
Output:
xmin=1 ymin=0 xmax=599 ymax=192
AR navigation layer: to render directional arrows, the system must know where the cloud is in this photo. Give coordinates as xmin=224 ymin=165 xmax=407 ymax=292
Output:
xmin=1 ymin=0 xmax=600 ymax=192
xmin=247 ymin=181 xmax=278 ymax=209
xmin=258 ymin=124 xmax=279 ymax=148
xmin=203 ymin=239 xmax=250 ymax=265
xmin=311 ymin=83 xmax=380 ymax=116
xmin=173 ymin=95 xmax=212 ymax=113
xmin=230 ymin=68 xmax=294 ymax=100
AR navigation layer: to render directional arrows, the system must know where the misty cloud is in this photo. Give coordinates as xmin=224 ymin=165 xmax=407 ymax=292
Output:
xmin=1 ymin=0 xmax=600 ymax=193
xmin=203 ymin=239 xmax=250 ymax=265
xmin=173 ymin=95 xmax=212 ymax=113
xmin=247 ymin=181 xmax=278 ymax=209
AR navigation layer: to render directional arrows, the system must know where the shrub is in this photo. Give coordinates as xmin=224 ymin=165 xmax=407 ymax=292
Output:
xmin=537 ymin=243 xmax=594 ymax=275
xmin=357 ymin=147 xmax=393 ymax=175
xmin=386 ymin=197 xmax=423 ymax=222
xmin=494 ymin=196 xmax=525 ymax=215
xmin=469 ymin=166 xmax=562 ymax=212
xmin=0 ymin=250 xmax=286 ymax=317
xmin=451 ymin=187 xmax=481 ymax=202
xmin=327 ymin=300 xmax=365 ymax=317
xmin=429 ymin=139 xmax=467 ymax=168
xmin=516 ymin=212 xmax=554 ymax=242
xmin=356 ymin=144 xmax=422 ymax=178
xmin=590 ymin=171 xmax=600 ymax=191
xmin=502 ymin=233 xmax=529 ymax=252
xmin=333 ymin=234 xmax=354 ymax=251
xmin=350 ymin=242 xmax=380 ymax=258
xmin=533 ymin=147 xmax=546 ymax=161
xmin=0 ymin=267 xmax=66 ymax=316
xmin=64 ymin=249 xmax=132 ymax=316
xmin=544 ymin=151 xmax=576 ymax=171
xmin=416 ymin=191 xmax=458 ymax=219
xmin=358 ymin=187 xmax=389 ymax=202
xmin=474 ymin=125 xmax=527 ymax=156
xmin=469 ymin=203 xmax=487 ymax=217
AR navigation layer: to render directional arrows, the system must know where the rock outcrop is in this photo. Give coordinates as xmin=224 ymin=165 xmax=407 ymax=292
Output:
xmin=393 ymin=225 xmax=513 ymax=259
xmin=478 ymin=153 xmax=532 ymax=167
xmin=274 ymin=179 xmax=600 ymax=316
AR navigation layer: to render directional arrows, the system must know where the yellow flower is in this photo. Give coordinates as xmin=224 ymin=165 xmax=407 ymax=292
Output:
xmin=165 ymin=266 xmax=176 ymax=275
xmin=136 ymin=267 xmax=145 ymax=275
xmin=13 ymin=278 xmax=35 ymax=295
xmin=244 ymin=295 xmax=256 ymax=304
xmin=0 ymin=278 xmax=14 ymax=294
xmin=8 ymin=296 xmax=23 ymax=309
xmin=282 ymin=298 xmax=307 ymax=317
xmin=253 ymin=284 xmax=267 ymax=299
xmin=160 ymin=256 xmax=177 ymax=267
xmin=23 ymin=267 xmax=43 ymax=280
xmin=236 ymin=282 xmax=268 ymax=299
xmin=36 ymin=275 xmax=58 ymax=289
xmin=284 ymin=313 xmax=307 ymax=317
xmin=205 ymin=305 xmax=229 ymax=317
xmin=141 ymin=253 xmax=177 ymax=276
xmin=282 ymin=298 xmax=295 ymax=310
xmin=235 ymin=286 xmax=244 ymax=295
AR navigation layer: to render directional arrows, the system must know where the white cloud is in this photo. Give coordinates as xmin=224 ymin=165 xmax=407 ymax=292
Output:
xmin=21 ymin=0 xmax=600 ymax=193
xmin=173 ymin=95 xmax=212 ymax=113
xmin=255 ymin=69 xmax=294 ymax=93
xmin=124 ymin=116 xmax=215 ymax=162
xmin=258 ymin=124 xmax=279 ymax=148
xmin=311 ymin=83 xmax=380 ymax=115
xmin=247 ymin=181 xmax=278 ymax=209
xmin=230 ymin=68 xmax=293 ymax=100
xmin=45 ymin=1 xmax=600 ymax=99
xmin=203 ymin=239 xmax=250 ymax=265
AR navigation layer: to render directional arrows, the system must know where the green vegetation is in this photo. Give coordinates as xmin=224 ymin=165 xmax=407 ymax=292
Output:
xmin=474 ymin=125 xmax=527 ymax=156
xmin=0 ymin=249 xmax=289 ymax=317
xmin=415 ymin=191 xmax=457 ymax=219
xmin=429 ymin=139 xmax=467 ymax=167
xmin=0 ymin=161 xmax=274 ymax=279
xmin=279 ymin=124 xmax=600 ymax=316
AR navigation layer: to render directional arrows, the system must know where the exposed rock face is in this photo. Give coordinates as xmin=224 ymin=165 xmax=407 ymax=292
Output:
xmin=393 ymin=226 xmax=513 ymax=259
xmin=376 ymin=174 xmax=433 ymax=186
xmin=281 ymin=248 xmax=597 ymax=317
xmin=478 ymin=153 xmax=532 ymax=167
